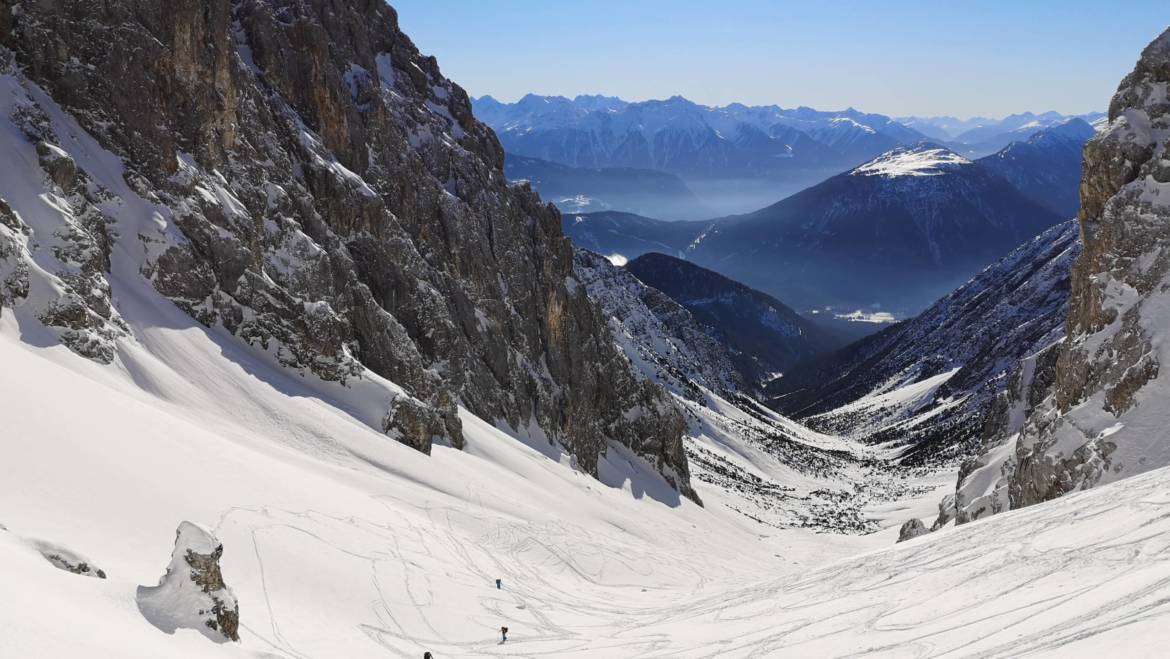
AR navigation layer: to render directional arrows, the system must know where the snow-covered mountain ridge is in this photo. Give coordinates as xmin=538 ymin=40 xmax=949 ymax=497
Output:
xmin=851 ymin=145 xmax=972 ymax=177
xmin=475 ymin=94 xmax=929 ymax=214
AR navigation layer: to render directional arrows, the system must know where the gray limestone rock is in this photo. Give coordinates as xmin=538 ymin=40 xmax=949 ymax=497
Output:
xmin=2 ymin=0 xmax=694 ymax=498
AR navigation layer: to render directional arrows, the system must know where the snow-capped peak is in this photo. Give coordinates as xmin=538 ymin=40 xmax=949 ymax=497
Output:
xmin=829 ymin=116 xmax=877 ymax=134
xmin=851 ymin=145 xmax=971 ymax=178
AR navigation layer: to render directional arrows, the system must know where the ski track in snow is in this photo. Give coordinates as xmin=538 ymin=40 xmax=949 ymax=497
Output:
xmin=200 ymin=461 xmax=1170 ymax=658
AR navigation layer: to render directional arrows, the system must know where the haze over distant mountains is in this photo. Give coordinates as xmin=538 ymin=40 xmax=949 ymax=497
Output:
xmin=476 ymin=93 xmax=1102 ymax=218
xmin=563 ymin=119 xmax=1092 ymax=317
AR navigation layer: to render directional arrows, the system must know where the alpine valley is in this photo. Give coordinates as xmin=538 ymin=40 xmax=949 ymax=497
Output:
xmin=2 ymin=1 xmax=1170 ymax=658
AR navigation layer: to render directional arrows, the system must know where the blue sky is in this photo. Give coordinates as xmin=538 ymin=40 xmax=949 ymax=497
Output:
xmin=391 ymin=1 xmax=1168 ymax=118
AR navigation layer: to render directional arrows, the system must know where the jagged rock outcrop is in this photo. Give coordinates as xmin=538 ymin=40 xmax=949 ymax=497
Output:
xmin=137 ymin=522 xmax=239 ymax=642
xmin=1 ymin=0 xmax=694 ymax=498
xmin=955 ymin=28 xmax=1170 ymax=520
xmin=0 ymin=71 xmax=127 ymax=362
xmin=952 ymin=341 xmax=1062 ymax=523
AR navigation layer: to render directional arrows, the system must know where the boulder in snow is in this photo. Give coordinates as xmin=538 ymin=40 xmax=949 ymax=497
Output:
xmin=137 ymin=522 xmax=239 ymax=642
xmin=897 ymin=518 xmax=928 ymax=543
xmin=35 ymin=141 xmax=78 ymax=191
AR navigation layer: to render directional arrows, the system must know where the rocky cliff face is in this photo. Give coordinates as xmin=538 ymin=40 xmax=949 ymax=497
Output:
xmin=0 ymin=0 xmax=694 ymax=500
xmin=955 ymin=28 xmax=1170 ymax=521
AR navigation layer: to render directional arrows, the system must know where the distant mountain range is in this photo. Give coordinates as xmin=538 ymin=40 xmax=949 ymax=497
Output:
xmin=504 ymin=154 xmax=715 ymax=221
xmin=476 ymin=94 xmax=1101 ymax=217
xmin=976 ymin=118 xmax=1095 ymax=218
xmin=564 ymin=132 xmax=1079 ymax=316
xmin=685 ymin=143 xmax=1063 ymax=314
xmin=476 ymin=94 xmax=931 ymax=215
xmin=899 ymin=111 xmax=1105 ymax=158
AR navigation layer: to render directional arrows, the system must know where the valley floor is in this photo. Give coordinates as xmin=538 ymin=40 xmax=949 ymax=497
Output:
xmin=4 ymin=298 xmax=1170 ymax=658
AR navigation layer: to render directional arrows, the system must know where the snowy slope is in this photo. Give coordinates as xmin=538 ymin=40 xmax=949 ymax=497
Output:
xmin=5 ymin=319 xmax=1170 ymax=657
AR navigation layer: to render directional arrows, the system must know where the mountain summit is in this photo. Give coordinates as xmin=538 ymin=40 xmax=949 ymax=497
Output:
xmin=850 ymin=144 xmax=972 ymax=177
xmin=685 ymin=144 xmax=1064 ymax=313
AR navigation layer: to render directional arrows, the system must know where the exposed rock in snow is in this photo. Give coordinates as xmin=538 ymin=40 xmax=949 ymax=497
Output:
xmin=32 ymin=542 xmax=106 ymax=579
xmin=896 ymin=518 xmax=927 ymax=542
xmin=931 ymin=493 xmax=956 ymax=530
xmin=954 ymin=341 xmax=1062 ymax=523
xmin=6 ymin=530 xmax=110 ymax=579
xmin=136 ymin=522 xmax=239 ymax=643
